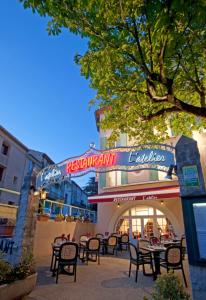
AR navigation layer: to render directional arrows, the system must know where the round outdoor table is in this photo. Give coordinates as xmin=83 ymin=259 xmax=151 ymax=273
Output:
xmin=140 ymin=245 xmax=166 ymax=279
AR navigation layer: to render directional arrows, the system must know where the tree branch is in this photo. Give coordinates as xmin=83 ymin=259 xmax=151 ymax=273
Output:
xmin=148 ymin=26 xmax=154 ymax=72
xmin=180 ymin=62 xmax=202 ymax=95
xmin=141 ymin=107 xmax=181 ymax=121
xmin=174 ymin=97 xmax=206 ymax=117
xmin=159 ymin=39 xmax=167 ymax=81
xmin=131 ymin=18 xmax=151 ymax=75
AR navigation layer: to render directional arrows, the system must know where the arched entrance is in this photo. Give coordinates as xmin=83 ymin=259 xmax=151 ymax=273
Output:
xmin=115 ymin=205 xmax=174 ymax=239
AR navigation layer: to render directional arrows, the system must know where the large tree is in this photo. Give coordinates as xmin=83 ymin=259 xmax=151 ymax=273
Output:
xmin=21 ymin=0 xmax=206 ymax=142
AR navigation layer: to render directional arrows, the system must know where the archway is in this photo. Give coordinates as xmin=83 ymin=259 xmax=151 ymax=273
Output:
xmin=107 ymin=200 xmax=182 ymax=241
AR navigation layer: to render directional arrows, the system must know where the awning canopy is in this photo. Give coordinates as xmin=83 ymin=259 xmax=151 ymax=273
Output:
xmin=88 ymin=185 xmax=180 ymax=204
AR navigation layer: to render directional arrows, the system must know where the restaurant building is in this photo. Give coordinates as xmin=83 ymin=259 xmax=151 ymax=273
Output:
xmin=88 ymin=109 xmax=206 ymax=241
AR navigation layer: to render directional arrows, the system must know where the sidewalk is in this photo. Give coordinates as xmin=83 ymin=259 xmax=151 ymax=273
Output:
xmin=25 ymin=253 xmax=191 ymax=300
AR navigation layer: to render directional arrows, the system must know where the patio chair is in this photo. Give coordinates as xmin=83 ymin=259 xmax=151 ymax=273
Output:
xmin=181 ymin=236 xmax=187 ymax=260
xmin=128 ymin=243 xmax=155 ymax=282
xmin=55 ymin=242 xmax=78 ymax=283
xmin=138 ymin=239 xmax=151 ymax=258
xmin=159 ymin=245 xmax=187 ymax=287
xmin=105 ymin=236 xmax=118 ymax=255
xmin=50 ymin=236 xmax=67 ymax=272
xmin=95 ymin=233 xmax=105 ymax=254
xmin=79 ymin=235 xmax=88 ymax=258
xmin=119 ymin=234 xmax=129 ymax=251
xmin=96 ymin=233 xmax=104 ymax=239
xmin=82 ymin=237 xmax=101 ymax=264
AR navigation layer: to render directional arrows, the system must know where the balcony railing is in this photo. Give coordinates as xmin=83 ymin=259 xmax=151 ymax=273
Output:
xmin=42 ymin=199 xmax=97 ymax=223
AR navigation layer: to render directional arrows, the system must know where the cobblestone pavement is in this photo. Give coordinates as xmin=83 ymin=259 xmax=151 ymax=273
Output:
xmin=25 ymin=252 xmax=192 ymax=300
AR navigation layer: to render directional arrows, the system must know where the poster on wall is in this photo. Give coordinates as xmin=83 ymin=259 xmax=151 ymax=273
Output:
xmin=182 ymin=165 xmax=200 ymax=187
xmin=193 ymin=203 xmax=206 ymax=259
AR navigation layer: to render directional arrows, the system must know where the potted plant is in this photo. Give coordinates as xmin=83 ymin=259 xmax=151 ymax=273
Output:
xmin=143 ymin=271 xmax=190 ymax=300
xmin=37 ymin=213 xmax=50 ymax=221
xmin=0 ymin=252 xmax=37 ymax=300
xmin=55 ymin=214 xmax=64 ymax=222
xmin=66 ymin=215 xmax=74 ymax=222
xmin=0 ymin=218 xmax=16 ymax=237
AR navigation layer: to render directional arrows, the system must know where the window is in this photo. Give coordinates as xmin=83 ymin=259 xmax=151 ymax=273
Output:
xmin=13 ymin=176 xmax=18 ymax=185
xmin=1 ymin=142 xmax=9 ymax=155
xmin=0 ymin=166 xmax=4 ymax=181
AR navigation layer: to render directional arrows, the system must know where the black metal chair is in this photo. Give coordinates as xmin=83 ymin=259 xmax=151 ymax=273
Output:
xmin=128 ymin=243 xmax=155 ymax=282
xmin=50 ymin=236 xmax=67 ymax=272
xmin=105 ymin=236 xmax=118 ymax=255
xmin=119 ymin=234 xmax=129 ymax=251
xmin=55 ymin=242 xmax=78 ymax=283
xmin=79 ymin=235 xmax=89 ymax=258
xmin=138 ymin=239 xmax=152 ymax=258
xmin=95 ymin=233 xmax=105 ymax=254
xmin=96 ymin=233 xmax=104 ymax=239
xmin=82 ymin=237 xmax=101 ymax=264
xmin=181 ymin=237 xmax=187 ymax=260
xmin=159 ymin=245 xmax=187 ymax=287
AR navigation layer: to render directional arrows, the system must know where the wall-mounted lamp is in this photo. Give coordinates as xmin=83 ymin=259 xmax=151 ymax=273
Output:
xmin=40 ymin=188 xmax=47 ymax=200
xmin=117 ymin=203 xmax=120 ymax=208
xmin=160 ymin=200 xmax=164 ymax=205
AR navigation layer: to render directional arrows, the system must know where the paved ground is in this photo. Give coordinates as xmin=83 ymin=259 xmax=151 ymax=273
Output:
xmin=26 ymin=252 xmax=192 ymax=300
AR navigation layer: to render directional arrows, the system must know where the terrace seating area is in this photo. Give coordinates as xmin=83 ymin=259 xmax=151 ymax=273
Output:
xmin=25 ymin=232 xmax=191 ymax=300
xmin=33 ymin=233 xmax=189 ymax=287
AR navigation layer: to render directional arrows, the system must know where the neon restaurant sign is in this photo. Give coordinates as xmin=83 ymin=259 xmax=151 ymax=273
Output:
xmin=36 ymin=144 xmax=175 ymax=188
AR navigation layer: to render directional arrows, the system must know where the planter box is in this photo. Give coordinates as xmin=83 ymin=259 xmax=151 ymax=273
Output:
xmin=37 ymin=215 xmax=49 ymax=222
xmin=0 ymin=225 xmax=15 ymax=237
xmin=0 ymin=273 xmax=37 ymax=300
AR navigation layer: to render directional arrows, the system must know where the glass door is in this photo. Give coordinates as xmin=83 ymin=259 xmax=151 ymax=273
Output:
xmin=143 ymin=218 xmax=154 ymax=238
xmin=132 ymin=218 xmax=142 ymax=239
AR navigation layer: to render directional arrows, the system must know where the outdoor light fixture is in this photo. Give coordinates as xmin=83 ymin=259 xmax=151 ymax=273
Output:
xmin=40 ymin=188 xmax=47 ymax=200
xmin=160 ymin=200 xmax=164 ymax=205
xmin=165 ymin=164 xmax=177 ymax=180
xmin=117 ymin=203 xmax=120 ymax=208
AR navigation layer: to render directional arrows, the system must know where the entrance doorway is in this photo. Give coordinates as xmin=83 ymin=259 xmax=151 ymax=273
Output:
xmin=115 ymin=206 xmax=173 ymax=239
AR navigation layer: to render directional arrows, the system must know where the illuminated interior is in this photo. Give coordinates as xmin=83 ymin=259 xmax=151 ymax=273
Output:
xmin=115 ymin=206 xmax=173 ymax=239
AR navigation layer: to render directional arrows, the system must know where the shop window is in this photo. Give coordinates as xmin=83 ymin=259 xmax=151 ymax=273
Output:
xmin=156 ymin=209 xmax=164 ymax=215
xmin=131 ymin=206 xmax=154 ymax=216
xmin=1 ymin=142 xmax=9 ymax=155
xmin=0 ymin=166 xmax=5 ymax=181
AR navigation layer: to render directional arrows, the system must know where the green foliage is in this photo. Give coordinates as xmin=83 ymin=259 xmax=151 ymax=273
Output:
xmin=20 ymin=0 xmax=206 ymax=143
xmin=144 ymin=272 xmax=190 ymax=300
xmin=0 ymin=251 xmax=35 ymax=285
xmin=13 ymin=252 xmax=35 ymax=280
xmin=0 ymin=259 xmax=13 ymax=284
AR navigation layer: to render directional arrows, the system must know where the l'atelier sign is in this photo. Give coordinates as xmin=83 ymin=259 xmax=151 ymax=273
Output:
xmin=36 ymin=145 xmax=175 ymax=187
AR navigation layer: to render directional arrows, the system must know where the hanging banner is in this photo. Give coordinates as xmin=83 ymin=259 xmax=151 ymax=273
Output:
xmin=36 ymin=144 xmax=175 ymax=188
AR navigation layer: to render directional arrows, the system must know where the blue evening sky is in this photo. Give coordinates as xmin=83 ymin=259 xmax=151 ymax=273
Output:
xmin=0 ymin=1 xmax=99 ymax=186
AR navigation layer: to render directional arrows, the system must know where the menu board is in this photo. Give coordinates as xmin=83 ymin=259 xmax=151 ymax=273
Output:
xmin=193 ymin=203 xmax=206 ymax=259
xmin=182 ymin=165 xmax=200 ymax=187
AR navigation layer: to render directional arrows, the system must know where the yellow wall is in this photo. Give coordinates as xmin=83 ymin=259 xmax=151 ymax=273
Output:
xmin=0 ymin=203 xmax=18 ymax=219
xmin=95 ymin=197 xmax=184 ymax=238
xmin=33 ymin=220 xmax=95 ymax=259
